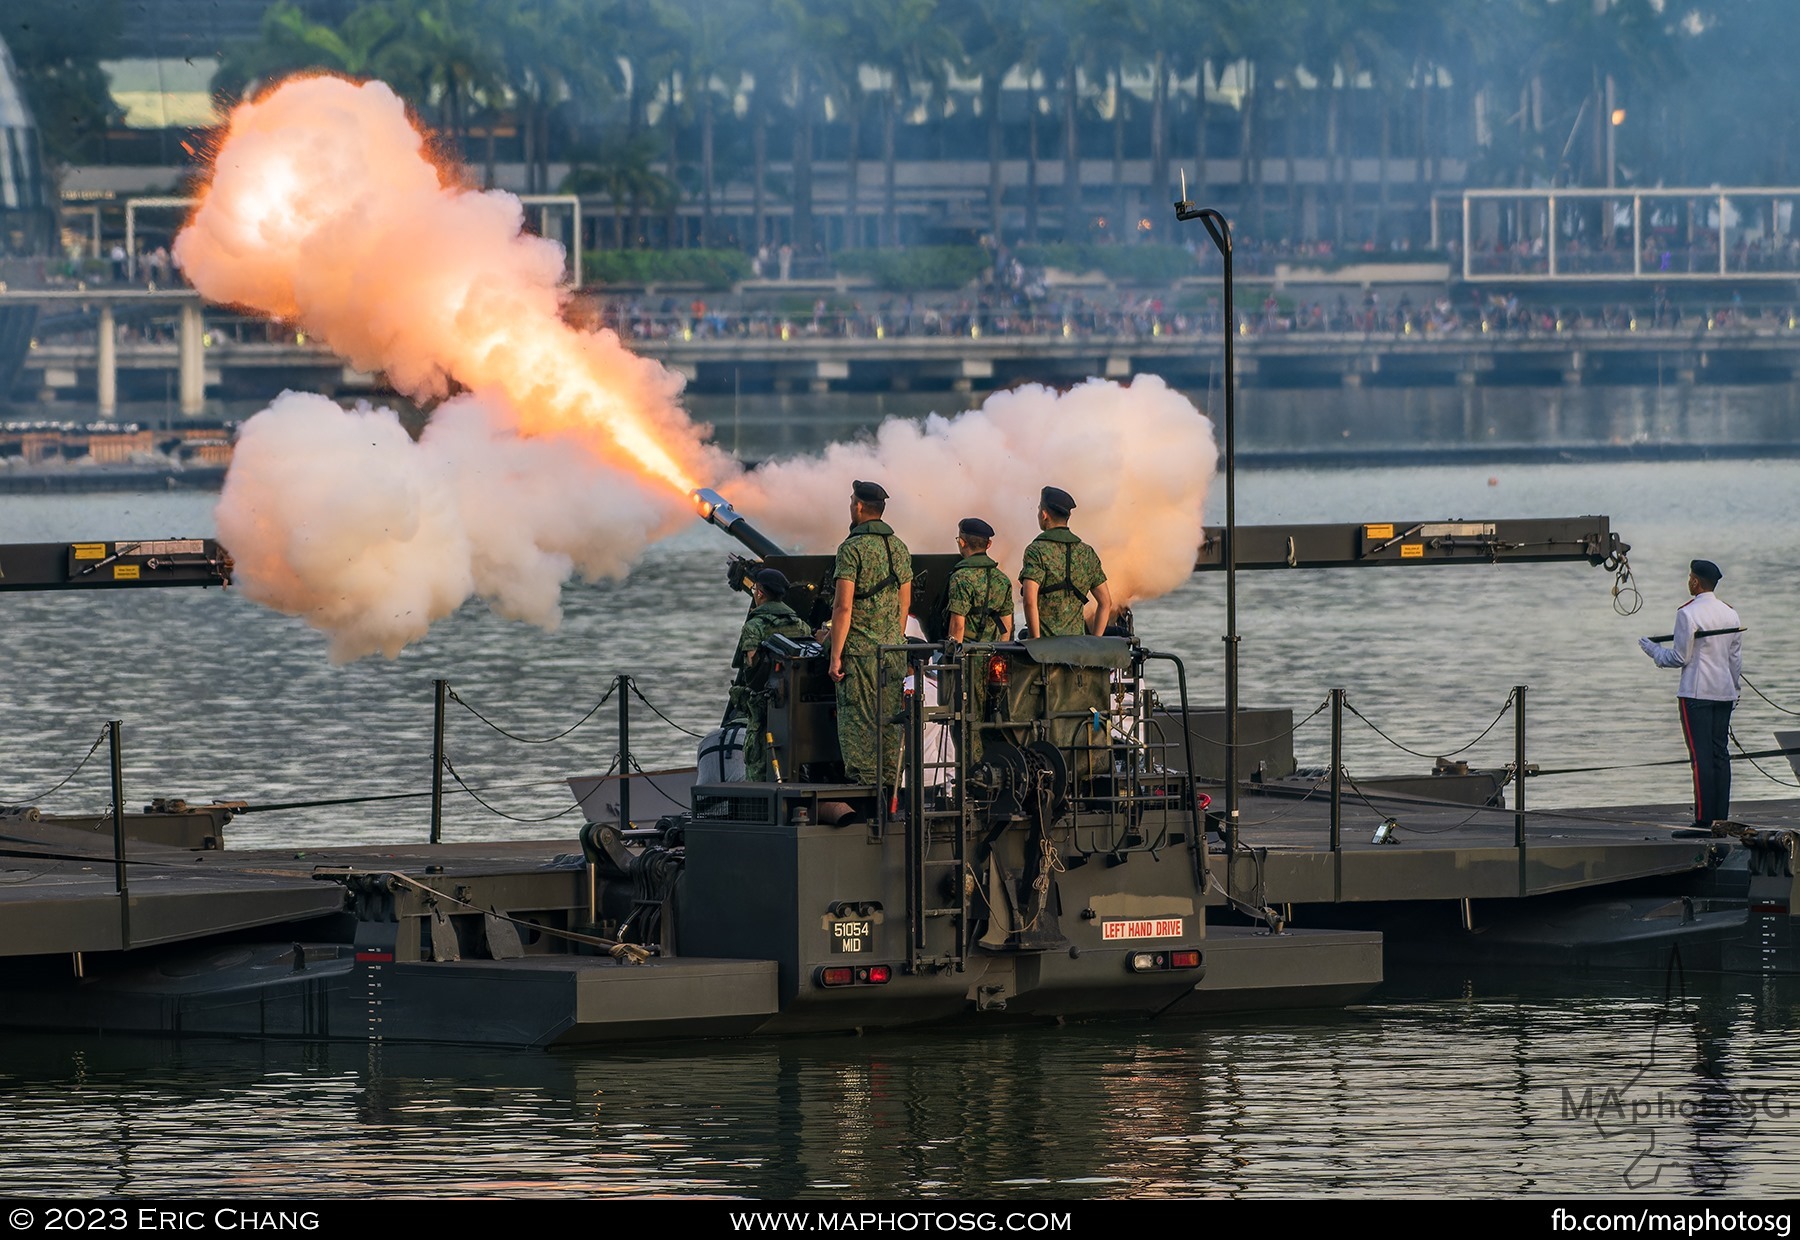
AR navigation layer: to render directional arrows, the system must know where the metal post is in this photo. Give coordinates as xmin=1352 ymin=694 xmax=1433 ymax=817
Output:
xmin=110 ymin=720 xmax=130 ymax=949
xmin=1171 ymin=197 xmax=1240 ymax=869
xmin=178 ymin=301 xmax=205 ymax=416
xmin=1548 ymin=194 xmax=1557 ymax=278
xmin=876 ymin=653 xmax=891 ymax=827
xmin=1461 ymin=194 xmax=1472 ymax=282
xmin=1513 ymin=684 xmax=1528 ymax=851
xmin=617 ymin=673 xmax=632 ymax=831
xmin=430 ymin=679 xmax=447 ymax=844
xmin=1633 ymin=195 xmax=1643 ymax=278
xmin=1330 ymin=689 xmax=1344 ymax=854
xmin=97 ymin=303 xmax=117 ymax=419
xmin=1719 ymin=192 xmax=1729 ymax=276
xmin=906 ymin=652 xmax=926 ymax=952
xmin=110 ymin=720 xmax=127 ymax=892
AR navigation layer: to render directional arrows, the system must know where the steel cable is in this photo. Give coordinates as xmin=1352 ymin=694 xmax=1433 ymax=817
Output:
xmin=449 ymin=680 xmax=618 ymax=744
xmin=1531 ymin=744 xmax=1800 ymax=778
xmin=0 ymin=728 xmax=109 ymax=808
xmin=1199 ymin=695 xmax=1332 ymax=750
xmin=1340 ymin=769 xmax=1496 ymax=835
xmin=441 ymin=758 xmax=590 ymax=824
xmin=1741 ymin=673 xmax=1800 ymax=718
xmin=1236 ymin=772 xmax=1333 ymax=827
xmin=1345 ymin=691 xmax=1515 ymax=761
xmin=1730 ymin=727 xmax=1800 ymax=788
xmin=626 ymin=679 xmax=709 ymax=739
xmin=623 ymin=755 xmax=702 ymax=808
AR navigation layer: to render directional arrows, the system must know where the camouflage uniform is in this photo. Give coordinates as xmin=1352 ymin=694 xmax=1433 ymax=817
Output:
xmin=833 ymin=519 xmax=913 ymax=788
xmin=1019 ymin=528 xmax=1106 ymax=637
xmin=945 ymin=553 xmax=1013 ymax=643
xmin=944 ymin=552 xmax=1012 ymax=767
xmin=728 ymin=600 xmax=814 ymax=781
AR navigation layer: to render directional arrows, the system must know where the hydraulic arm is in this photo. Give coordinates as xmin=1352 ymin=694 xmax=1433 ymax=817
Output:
xmin=0 ymin=539 xmax=232 ymax=592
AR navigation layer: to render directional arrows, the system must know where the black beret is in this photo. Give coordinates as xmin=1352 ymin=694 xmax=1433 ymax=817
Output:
xmin=754 ymin=567 xmax=790 ymax=598
xmin=852 ymin=479 xmax=889 ymax=502
xmin=1040 ymin=486 xmax=1076 ymax=515
xmin=958 ymin=517 xmax=995 ymax=539
xmin=1690 ymin=559 xmax=1722 ymax=584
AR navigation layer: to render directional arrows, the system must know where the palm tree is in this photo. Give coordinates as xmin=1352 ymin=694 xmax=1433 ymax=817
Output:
xmin=950 ymin=0 xmax=1022 ymax=244
xmin=1218 ymin=0 xmax=1304 ymax=240
xmin=211 ymin=0 xmax=399 ymax=101
xmin=564 ymin=134 xmax=678 ymax=249
xmin=770 ymin=0 xmax=849 ymax=255
xmin=657 ymin=0 xmax=759 ymax=248
xmin=485 ymin=0 xmax=628 ymax=196
xmin=860 ymin=0 xmax=960 ymax=247
xmin=1530 ymin=0 xmax=1679 ymax=188
xmin=1039 ymin=0 xmax=1106 ymax=242
xmin=368 ymin=0 xmax=507 ymax=152
xmin=1293 ymin=0 xmax=1405 ymax=246
xmin=1162 ymin=1 xmax=1238 ymax=222
xmin=825 ymin=2 xmax=877 ymax=250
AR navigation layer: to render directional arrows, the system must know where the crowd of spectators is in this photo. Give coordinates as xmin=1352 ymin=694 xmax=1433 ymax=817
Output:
xmin=589 ymin=281 xmax=1799 ymax=345
xmin=1467 ymin=235 xmax=1800 ymax=278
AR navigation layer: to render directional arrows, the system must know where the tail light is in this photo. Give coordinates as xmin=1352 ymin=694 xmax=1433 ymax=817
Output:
xmin=817 ymin=965 xmax=893 ymax=988
xmin=1127 ymin=950 xmax=1203 ymax=973
xmin=986 ymin=654 xmax=1010 ymax=686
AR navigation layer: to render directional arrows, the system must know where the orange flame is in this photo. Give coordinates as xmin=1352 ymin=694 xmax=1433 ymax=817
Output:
xmin=174 ymin=74 xmax=715 ymax=497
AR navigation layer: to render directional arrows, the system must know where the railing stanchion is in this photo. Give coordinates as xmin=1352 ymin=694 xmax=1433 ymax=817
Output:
xmin=110 ymin=720 xmax=130 ymax=949
xmin=1514 ymin=684 xmax=1528 ymax=895
xmin=618 ymin=674 xmax=633 ymax=831
xmin=430 ymin=679 xmax=447 ymax=844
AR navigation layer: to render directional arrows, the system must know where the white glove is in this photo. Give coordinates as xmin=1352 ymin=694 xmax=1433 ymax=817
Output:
xmin=1638 ymin=636 xmax=1659 ymax=656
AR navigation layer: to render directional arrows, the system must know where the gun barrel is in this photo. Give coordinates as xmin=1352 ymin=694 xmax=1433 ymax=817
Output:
xmin=691 ymin=488 xmax=786 ymax=559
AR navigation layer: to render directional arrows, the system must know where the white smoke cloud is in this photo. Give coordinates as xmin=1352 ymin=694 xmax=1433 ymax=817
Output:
xmin=735 ymin=377 xmax=1218 ymax=606
xmin=174 ymin=74 xmax=727 ymax=492
xmin=180 ymin=75 xmax=1220 ymax=659
xmin=216 ymin=390 xmax=682 ymax=661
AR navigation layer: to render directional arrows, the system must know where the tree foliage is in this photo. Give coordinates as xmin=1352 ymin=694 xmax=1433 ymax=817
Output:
xmin=18 ymin=0 xmax=1800 ymax=245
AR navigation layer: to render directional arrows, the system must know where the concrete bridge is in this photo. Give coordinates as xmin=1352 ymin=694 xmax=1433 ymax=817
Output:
xmin=0 ymin=289 xmax=380 ymax=417
xmin=6 ymin=288 xmax=1800 ymax=417
xmin=633 ymin=324 xmax=1800 ymax=391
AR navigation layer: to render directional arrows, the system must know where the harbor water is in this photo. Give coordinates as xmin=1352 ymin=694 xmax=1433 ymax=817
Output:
xmin=1 ymin=382 xmax=1798 ymax=1198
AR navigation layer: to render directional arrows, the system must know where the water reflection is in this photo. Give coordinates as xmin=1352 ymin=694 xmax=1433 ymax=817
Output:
xmin=0 ymin=972 xmax=1793 ymax=1198
xmin=687 ymin=383 xmax=1800 ymax=461
xmin=2 ymin=404 xmax=1799 ymax=1199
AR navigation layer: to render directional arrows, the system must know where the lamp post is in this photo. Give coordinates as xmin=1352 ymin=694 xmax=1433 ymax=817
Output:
xmin=1172 ymin=181 xmax=1240 ymax=867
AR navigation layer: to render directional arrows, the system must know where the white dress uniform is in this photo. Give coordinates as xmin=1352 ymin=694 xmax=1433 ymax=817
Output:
xmin=1641 ymin=583 xmax=1743 ymax=826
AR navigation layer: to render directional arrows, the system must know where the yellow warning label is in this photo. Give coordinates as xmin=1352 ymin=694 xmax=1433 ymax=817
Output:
xmin=73 ymin=543 xmax=107 ymax=560
xmin=1400 ymin=543 xmax=1424 ymax=559
xmin=1365 ymin=524 xmax=1394 ymax=540
xmin=113 ymin=564 xmax=140 ymax=580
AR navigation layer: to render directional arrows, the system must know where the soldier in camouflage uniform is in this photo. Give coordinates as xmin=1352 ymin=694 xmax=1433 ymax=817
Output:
xmin=728 ymin=568 xmax=815 ymax=781
xmin=940 ymin=516 xmax=1012 ymax=768
xmin=1019 ymin=486 xmax=1114 ymax=638
xmin=944 ymin=517 xmax=1013 ymax=645
xmin=827 ymin=480 xmax=913 ymax=790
